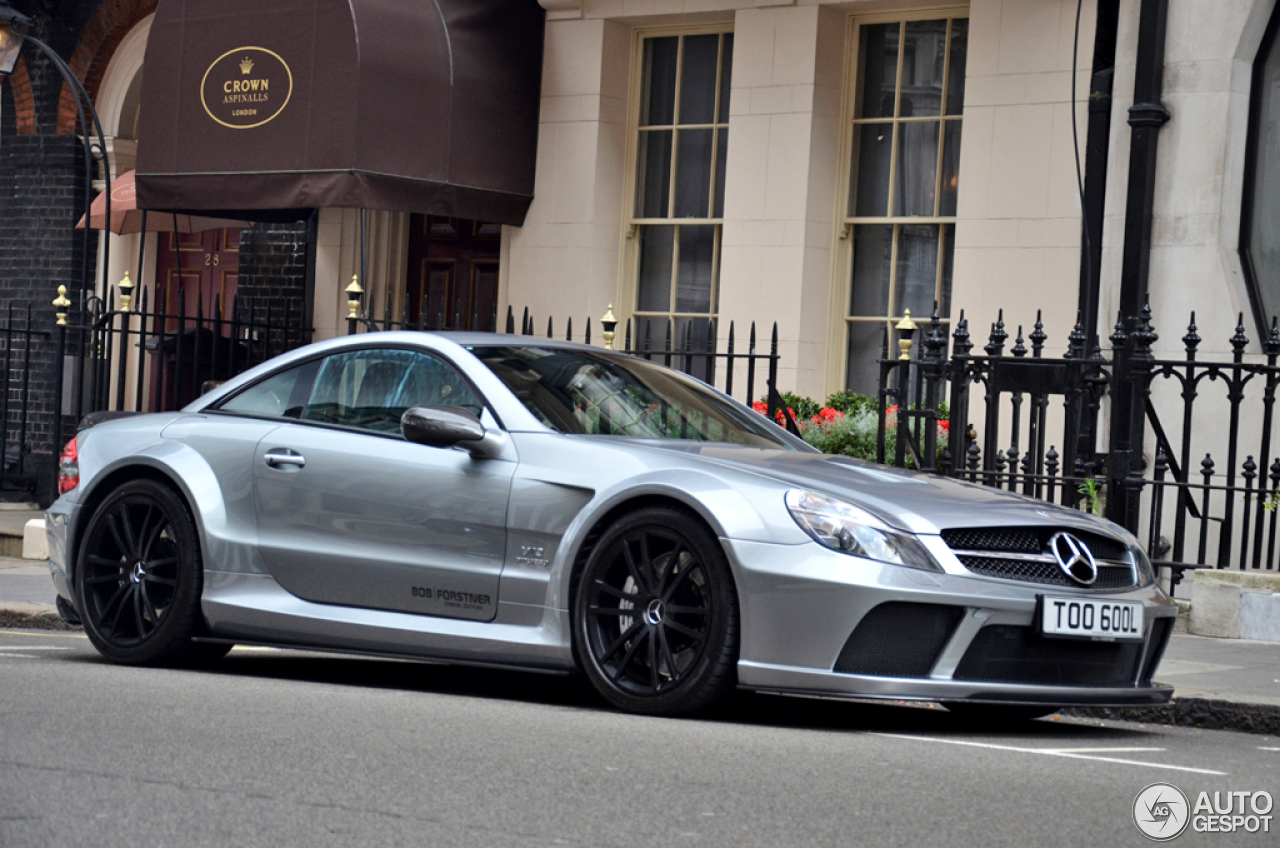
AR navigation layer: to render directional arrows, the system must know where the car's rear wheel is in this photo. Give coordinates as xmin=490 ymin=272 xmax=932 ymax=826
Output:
xmin=575 ymin=507 xmax=738 ymax=716
xmin=76 ymin=479 xmax=218 ymax=665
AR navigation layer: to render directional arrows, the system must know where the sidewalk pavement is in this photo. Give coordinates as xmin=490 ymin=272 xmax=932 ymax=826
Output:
xmin=2 ymin=554 xmax=1277 ymax=733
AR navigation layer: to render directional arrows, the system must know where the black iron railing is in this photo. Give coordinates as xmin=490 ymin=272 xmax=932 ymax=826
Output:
xmin=60 ymin=285 xmax=309 ymax=419
xmin=880 ymin=305 xmax=1280 ymax=589
xmin=0 ymin=303 xmax=46 ymax=497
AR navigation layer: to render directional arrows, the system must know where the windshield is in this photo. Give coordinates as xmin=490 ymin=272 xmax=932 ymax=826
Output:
xmin=470 ymin=345 xmax=803 ymax=449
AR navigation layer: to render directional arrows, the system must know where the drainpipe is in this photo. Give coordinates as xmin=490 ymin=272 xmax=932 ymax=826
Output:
xmin=1076 ymin=0 xmax=1121 ymax=344
xmin=1117 ymin=0 xmax=1171 ymax=320
xmin=1107 ymin=0 xmax=1171 ymax=531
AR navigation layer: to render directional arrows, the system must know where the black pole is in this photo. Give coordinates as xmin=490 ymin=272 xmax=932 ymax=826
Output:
xmin=1076 ymin=0 xmax=1121 ymax=339
xmin=1117 ymin=0 xmax=1171 ymax=321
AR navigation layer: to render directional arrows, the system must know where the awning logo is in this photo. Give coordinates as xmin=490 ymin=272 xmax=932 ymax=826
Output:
xmin=200 ymin=46 xmax=293 ymax=130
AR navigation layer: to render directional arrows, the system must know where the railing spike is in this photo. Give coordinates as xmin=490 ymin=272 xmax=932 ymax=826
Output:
xmin=1230 ymin=311 xmax=1250 ymax=354
xmin=1012 ymin=326 xmax=1027 ymax=358
xmin=1265 ymin=316 xmax=1280 ymax=358
xmin=1110 ymin=311 xmax=1127 ymax=348
xmin=1183 ymin=310 xmax=1201 ymax=354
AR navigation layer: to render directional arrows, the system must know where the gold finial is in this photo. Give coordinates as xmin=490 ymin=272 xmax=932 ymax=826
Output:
xmin=600 ymin=304 xmax=618 ymax=351
xmin=117 ymin=271 xmax=135 ymax=312
xmin=53 ymin=285 xmax=71 ymax=326
xmin=345 ymin=274 xmax=364 ymax=320
xmin=895 ymin=309 xmax=919 ymax=361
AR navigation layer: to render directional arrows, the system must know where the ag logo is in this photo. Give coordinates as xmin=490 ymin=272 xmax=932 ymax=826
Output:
xmin=1134 ymin=782 xmax=1190 ymax=840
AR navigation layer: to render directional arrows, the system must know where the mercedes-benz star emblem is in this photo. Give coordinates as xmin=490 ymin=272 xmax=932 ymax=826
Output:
xmin=1049 ymin=532 xmax=1098 ymax=586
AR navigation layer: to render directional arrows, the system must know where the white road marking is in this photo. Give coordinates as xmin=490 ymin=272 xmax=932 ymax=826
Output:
xmin=1044 ymin=747 xmax=1167 ymax=753
xmin=1259 ymin=747 xmax=1280 ymax=752
xmin=0 ymin=654 xmax=42 ymax=659
xmin=869 ymin=732 xmax=1228 ymax=776
xmin=0 ymin=646 xmax=70 ymax=651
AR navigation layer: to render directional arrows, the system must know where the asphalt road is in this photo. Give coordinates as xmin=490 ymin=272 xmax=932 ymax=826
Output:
xmin=1 ymin=629 xmax=1276 ymax=848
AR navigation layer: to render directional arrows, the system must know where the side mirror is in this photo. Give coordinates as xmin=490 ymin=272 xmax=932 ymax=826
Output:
xmin=401 ymin=405 xmax=486 ymax=449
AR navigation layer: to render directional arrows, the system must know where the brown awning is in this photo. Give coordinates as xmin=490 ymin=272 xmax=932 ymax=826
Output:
xmin=135 ymin=0 xmax=544 ymax=226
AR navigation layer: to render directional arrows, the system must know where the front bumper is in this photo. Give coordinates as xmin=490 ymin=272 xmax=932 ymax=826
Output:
xmin=724 ymin=538 xmax=1177 ymax=708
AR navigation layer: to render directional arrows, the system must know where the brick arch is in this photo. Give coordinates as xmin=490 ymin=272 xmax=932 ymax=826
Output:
xmin=2 ymin=57 xmax=37 ymax=135
xmin=55 ymin=0 xmax=158 ymax=135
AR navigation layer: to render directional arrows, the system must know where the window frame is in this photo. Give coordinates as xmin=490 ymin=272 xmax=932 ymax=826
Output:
xmin=826 ymin=7 xmax=969 ymax=396
xmin=618 ymin=22 xmax=735 ymax=339
xmin=1239 ymin=0 xmax=1280 ymax=337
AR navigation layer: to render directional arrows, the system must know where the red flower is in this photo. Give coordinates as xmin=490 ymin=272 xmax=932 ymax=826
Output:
xmin=810 ymin=407 xmax=845 ymax=425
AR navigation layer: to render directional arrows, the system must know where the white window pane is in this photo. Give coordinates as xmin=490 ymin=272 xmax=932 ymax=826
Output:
xmin=901 ymin=20 xmax=947 ymax=118
xmin=894 ymin=120 xmax=940 ymax=217
xmin=852 ymin=123 xmax=893 ymax=217
xmin=641 ymin=37 xmax=678 ymax=126
xmin=850 ymin=224 xmax=893 ymax=317
xmin=680 ymin=34 xmax=720 ymax=125
xmin=637 ymin=226 xmax=675 ymax=312
xmin=675 ymin=225 xmax=716 ymax=313
xmin=635 ymin=130 xmax=673 ymax=218
xmin=718 ymin=35 xmax=734 ymax=122
xmin=893 ymin=224 xmax=940 ymax=319
xmin=941 ymin=120 xmax=961 ymax=217
xmin=946 ymin=19 xmax=968 ymax=116
xmin=674 ymin=129 xmax=714 ymax=218
xmin=858 ymin=24 xmax=899 ymax=119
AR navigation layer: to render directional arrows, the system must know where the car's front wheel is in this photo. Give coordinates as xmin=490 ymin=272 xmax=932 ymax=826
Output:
xmin=76 ymin=479 xmax=222 ymax=665
xmin=575 ymin=507 xmax=738 ymax=716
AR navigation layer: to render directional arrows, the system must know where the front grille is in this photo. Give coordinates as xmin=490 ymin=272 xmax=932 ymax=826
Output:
xmin=957 ymin=557 xmax=1135 ymax=590
xmin=954 ymin=625 xmax=1144 ymax=688
xmin=833 ymin=602 xmax=964 ymax=677
xmin=941 ymin=526 xmax=1135 ymax=590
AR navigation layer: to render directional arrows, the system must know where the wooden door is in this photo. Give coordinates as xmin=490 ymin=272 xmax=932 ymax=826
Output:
xmin=153 ymin=228 xmax=240 ymax=324
xmin=149 ymin=228 xmax=241 ymax=410
xmin=405 ymin=216 xmax=500 ymax=331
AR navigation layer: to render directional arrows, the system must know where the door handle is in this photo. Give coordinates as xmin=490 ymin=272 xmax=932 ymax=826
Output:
xmin=263 ymin=449 xmax=305 ymax=469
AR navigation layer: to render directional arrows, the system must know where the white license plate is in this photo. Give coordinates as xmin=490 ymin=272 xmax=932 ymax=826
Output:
xmin=1040 ymin=597 xmax=1145 ymax=641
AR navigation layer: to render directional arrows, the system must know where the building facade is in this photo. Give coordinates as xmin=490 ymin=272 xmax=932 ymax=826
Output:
xmin=2 ymin=0 xmax=1279 ymax=502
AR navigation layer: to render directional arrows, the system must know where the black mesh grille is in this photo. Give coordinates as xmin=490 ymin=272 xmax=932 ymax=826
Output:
xmin=941 ymin=527 xmax=1039 ymax=553
xmin=942 ymin=526 xmax=1134 ymax=590
xmin=954 ymin=625 xmax=1144 ymax=687
xmin=941 ymin=527 xmax=1128 ymax=563
xmin=957 ymin=557 xmax=1135 ymax=590
xmin=834 ymin=602 xmax=963 ymax=677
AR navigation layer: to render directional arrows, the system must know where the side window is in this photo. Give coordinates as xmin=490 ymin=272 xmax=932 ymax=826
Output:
xmin=302 ymin=348 xmax=484 ymax=434
xmin=217 ymin=360 xmax=318 ymax=418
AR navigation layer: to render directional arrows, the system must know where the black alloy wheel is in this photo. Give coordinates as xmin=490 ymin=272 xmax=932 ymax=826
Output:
xmin=76 ymin=479 xmax=226 ymax=665
xmin=576 ymin=507 xmax=738 ymax=716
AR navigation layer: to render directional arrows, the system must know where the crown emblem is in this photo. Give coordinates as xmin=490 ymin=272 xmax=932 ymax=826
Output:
xmin=239 ymin=56 xmax=254 ymax=74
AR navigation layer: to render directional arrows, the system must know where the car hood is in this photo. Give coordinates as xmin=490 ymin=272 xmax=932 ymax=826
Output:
xmin=637 ymin=442 xmax=1125 ymax=539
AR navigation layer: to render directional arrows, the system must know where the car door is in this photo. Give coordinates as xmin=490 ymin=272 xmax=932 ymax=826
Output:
xmin=252 ymin=346 xmax=515 ymax=621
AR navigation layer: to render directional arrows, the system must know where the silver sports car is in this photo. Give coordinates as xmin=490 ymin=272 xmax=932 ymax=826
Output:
xmin=46 ymin=332 xmax=1176 ymax=717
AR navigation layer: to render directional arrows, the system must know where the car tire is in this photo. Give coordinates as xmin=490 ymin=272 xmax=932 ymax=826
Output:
xmin=75 ymin=479 xmax=213 ymax=666
xmin=575 ymin=507 xmax=738 ymax=716
xmin=942 ymin=702 xmax=1060 ymax=724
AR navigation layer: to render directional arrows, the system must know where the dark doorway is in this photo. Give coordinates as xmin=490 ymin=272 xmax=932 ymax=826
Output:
xmin=405 ymin=216 xmax=500 ymax=331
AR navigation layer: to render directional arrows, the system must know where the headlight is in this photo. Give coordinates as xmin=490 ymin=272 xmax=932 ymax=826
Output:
xmin=785 ymin=490 xmax=941 ymax=572
xmin=1131 ymin=545 xmax=1157 ymax=587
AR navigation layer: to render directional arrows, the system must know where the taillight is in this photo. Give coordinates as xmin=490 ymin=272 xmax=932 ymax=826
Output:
xmin=58 ymin=437 xmax=79 ymax=494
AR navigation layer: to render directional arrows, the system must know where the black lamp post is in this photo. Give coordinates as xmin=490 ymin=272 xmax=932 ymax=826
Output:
xmin=0 ymin=0 xmax=112 ymax=481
